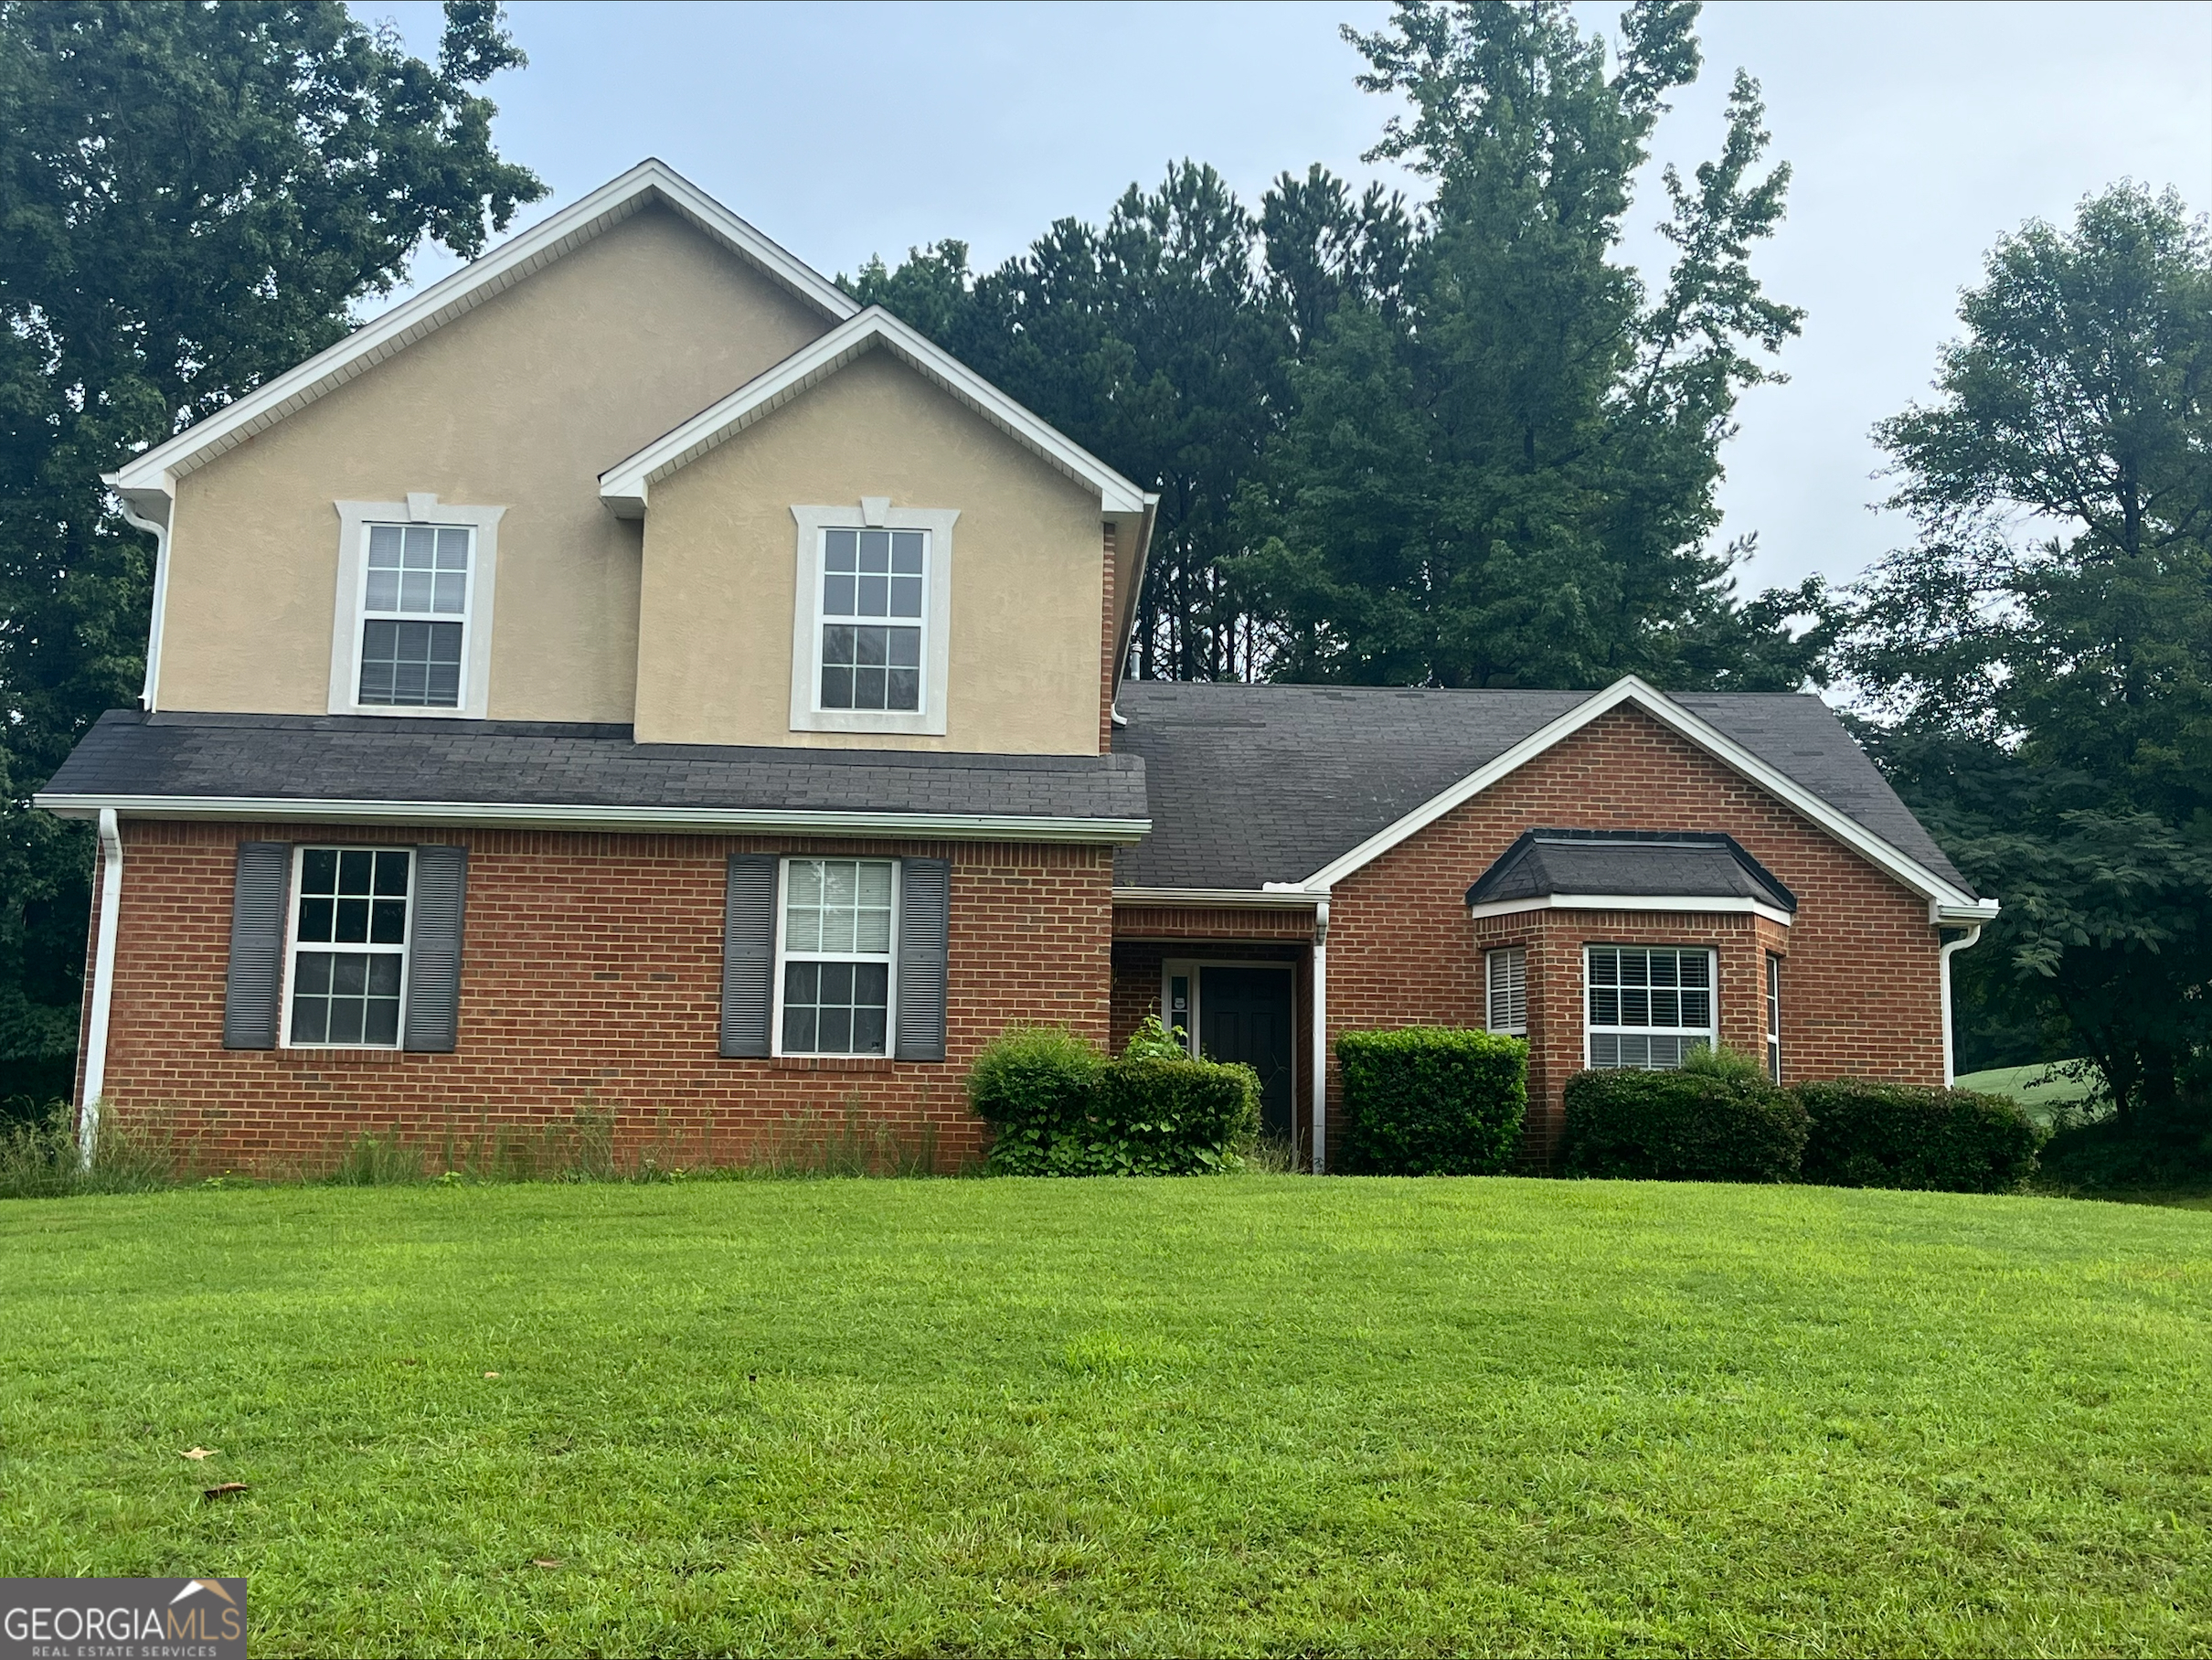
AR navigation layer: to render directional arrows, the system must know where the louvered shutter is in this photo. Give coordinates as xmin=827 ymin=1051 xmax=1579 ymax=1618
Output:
xmin=895 ymin=857 xmax=950 ymax=1062
xmin=721 ymin=855 xmax=778 ymax=1057
xmin=403 ymin=845 xmax=469 ymax=1052
xmin=223 ymin=842 xmax=292 ymax=1048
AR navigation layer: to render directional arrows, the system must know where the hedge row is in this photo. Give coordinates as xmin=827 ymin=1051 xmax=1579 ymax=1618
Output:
xmin=1562 ymin=1060 xmax=2041 ymax=1191
xmin=1335 ymin=1027 xmax=1526 ymax=1176
xmin=968 ymin=1022 xmax=1260 ymax=1176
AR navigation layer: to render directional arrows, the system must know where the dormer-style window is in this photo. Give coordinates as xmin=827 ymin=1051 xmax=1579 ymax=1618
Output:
xmin=819 ymin=528 xmax=926 ymax=712
xmin=328 ymin=498 xmax=505 ymax=720
xmin=788 ymin=505 xmax=957 ymax=737
xmin=359 ymin=523 xmax=472 ymax=707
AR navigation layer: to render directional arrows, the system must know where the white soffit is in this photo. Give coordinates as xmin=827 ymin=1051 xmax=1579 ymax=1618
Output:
xmin=598 ymin=307 xmax=1152 ymax=517
xmin=1302 ymin=675 xmax=1994 ymax=917
xmin=105 ymin=159 xmax=859 ymax=505
xmin=1466 ymin=893 xmax=1797 ymax=928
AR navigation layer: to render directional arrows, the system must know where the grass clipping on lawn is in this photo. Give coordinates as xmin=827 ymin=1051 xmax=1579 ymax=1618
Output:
xmin=4 ymin=1179 xmax=2209 ymax=1656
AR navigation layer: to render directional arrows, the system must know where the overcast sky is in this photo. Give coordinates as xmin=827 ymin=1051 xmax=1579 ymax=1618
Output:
xmin=361 ymin=0 xmax=2212 ymax=597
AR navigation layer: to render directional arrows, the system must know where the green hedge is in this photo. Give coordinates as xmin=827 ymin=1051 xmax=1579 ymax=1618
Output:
xmin=1562 ymin=1068 xmax=1808 ymax=1182
xmin=1797 ymin=1080 xmax=2042 ymax=1192
xmin=1335 ymin=1027 xmax=1527 ymax=1175
xmin=968 ymin=1025 xmax=1260 ymax=1176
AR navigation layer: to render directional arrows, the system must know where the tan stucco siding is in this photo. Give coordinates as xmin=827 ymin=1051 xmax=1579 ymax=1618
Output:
xmin=634 ymin=348 xmax=1105 ymax=753
xmin=157 ymin=206 xmax=835 ymax=722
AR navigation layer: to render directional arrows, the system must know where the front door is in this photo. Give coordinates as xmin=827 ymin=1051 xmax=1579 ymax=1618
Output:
xmin=1199 ymin=965 xmax=1295 ymax=1142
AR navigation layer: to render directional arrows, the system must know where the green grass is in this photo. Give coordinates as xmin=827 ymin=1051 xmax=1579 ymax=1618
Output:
xmin=4 ymin=1179 xmax=2210 ymax=1656
xmin=1955 ymin=1060 xmax=2098 ymax=1125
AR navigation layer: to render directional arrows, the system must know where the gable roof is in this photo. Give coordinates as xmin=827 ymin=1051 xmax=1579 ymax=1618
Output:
xmin=598 ymin=306 xmax=1154 ymax=517
xmin=105 ymin=159 xmax=859 ymax=519
xmin=1464 ymin=829 xmax=1798 ymax=917
xmin=1111 ymin=678 xmax=1994 ymax=921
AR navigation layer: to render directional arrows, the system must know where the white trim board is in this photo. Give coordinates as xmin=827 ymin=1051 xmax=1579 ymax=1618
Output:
xmin=105 ymin=159 xmax=857 ymax=508
xmin=1300 ymin=676 xmax=1998 ymax=923
xmin=1112 ymin=887 xmax=1322 ymax=910
xmin=1467 ymin=893 xmax=1796 ymax=928
xmin=32 ymin=793 xmax=1150 ymax=846
xmin=599 ymin=307 xmax=1152 ymax=517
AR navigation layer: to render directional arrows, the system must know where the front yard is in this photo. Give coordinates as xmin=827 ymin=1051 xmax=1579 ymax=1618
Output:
xmin=4 ymin=1176 xmax=2209 ymax=1656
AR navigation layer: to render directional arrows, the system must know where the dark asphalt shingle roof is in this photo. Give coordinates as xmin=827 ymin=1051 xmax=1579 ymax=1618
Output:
xmin=42 ymin=710 xmax=1151 ymax=823
xmin=1111 ymin=682 xmax=1969 ymax=893
xmin=1465 ymin=829 xmax=1798 ymax=911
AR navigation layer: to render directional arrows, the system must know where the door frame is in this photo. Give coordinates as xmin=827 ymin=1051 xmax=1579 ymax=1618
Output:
xmin=1160 ymin=958 xmax=1299 ymax=1141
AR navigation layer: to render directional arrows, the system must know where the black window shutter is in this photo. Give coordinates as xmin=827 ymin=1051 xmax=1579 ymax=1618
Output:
xmin=896 ymin=857 xmax=951 ymax=1062
xmin=722 ymin=854 xmax=778 ymax=1057
xmin=403 ymin=845 xmax=469 ymax=1052
xmin=223 ymin=842 xmax=293 ymax=1049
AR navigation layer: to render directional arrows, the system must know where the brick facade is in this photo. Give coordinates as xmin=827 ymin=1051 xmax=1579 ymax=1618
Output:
xmin=1109 ymin=704 xmax=1947 ymax=1168
xmin=95 ymin=821 xmax=1113 ymax=1173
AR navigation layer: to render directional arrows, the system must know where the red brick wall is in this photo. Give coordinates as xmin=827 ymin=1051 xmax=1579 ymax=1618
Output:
xmin=1324 ymin=705 xmax=1946 ymax=1165
xmin=94 ymin=821 xmax=1113 ymax=1172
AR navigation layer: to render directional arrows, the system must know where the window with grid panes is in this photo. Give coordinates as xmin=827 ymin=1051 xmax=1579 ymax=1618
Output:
xmin=289 ymin=847 xmax=411 ymax=1046
xmin=778 ymin=858 xmax=896 ymax=1055
xmin=1766 ymin=953 xmax=1782 ymax=1082
xmin=1585 ymin=945 xmax=1715 ymax=1069
xmin=358 ymin=523 xmax=471 ymax=707
xmin=818 ymin=527 xmax=925 ymax=712
xmin=1486 ymin=946 xmax=1526 ymax=1035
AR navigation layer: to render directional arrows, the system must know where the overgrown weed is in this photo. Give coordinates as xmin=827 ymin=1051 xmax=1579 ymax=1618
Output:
xmin=0 ymin=1101 xmax=195 ymax=1199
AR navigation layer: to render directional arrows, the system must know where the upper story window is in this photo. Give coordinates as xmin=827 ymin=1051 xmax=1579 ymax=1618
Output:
xmin=359 ymin=523 xmax=472 ymax=707
xmin=787 ymin=505 xmax=958 ymax=739
xmin=819 ymin=528 xmax=926 ymax=713
xmin=329 ymin=499 xmax=505 ymax=720
xmin=288 ymin=846 xmax=411 ymax=1047
xmin=1586 ymin=945 xmax=1714 ymax=1070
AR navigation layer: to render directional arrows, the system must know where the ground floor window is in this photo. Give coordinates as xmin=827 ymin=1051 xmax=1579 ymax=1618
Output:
xmin=1766 ymin=952 xmax=1782 ymax=1082
xmin=1486 ymin=945 xmax=1526 ymax=1036
xmin=777 ymin=857 xmax=896 ymax=1055
xmin=1586 ymin=945 xmax=1714 ymax=1069
xmin=288 ymin=846 xmax=411 ymax=1046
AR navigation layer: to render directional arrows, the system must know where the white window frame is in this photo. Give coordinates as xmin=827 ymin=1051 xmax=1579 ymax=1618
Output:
xmin=788 ymin=503 xmax=957 ymax=737
xmin=771 ymin=856 xmax=901 ymax=1058
xmin=1485 ymin=945 xmax=1527 ymax=1036
xmin=1583 ymin=944 xmax=1717 ymax=1070
xmin=328 ymin=496 xmax=505 ymax=718
xmin=1766 ymin=952 xmax=1782 ymax=1083
xmin=280 ymin=845 xmax=413 ymax=1049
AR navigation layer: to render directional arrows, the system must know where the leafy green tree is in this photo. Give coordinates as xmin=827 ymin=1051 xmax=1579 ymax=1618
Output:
xmin=1846 ymin=183 xmax=2212 ymax=1132
xmin=0 ymin=0 xmax=543 ymax=1107
xmin=1237 ymin=0 xmax=1826 ymax=690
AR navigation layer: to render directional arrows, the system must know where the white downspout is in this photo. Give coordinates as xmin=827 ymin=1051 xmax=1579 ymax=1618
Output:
xmin=1938 ymin=925 xmax=1983 ymax=1088
xmin=1310 ymin=894 xmax=1330 ymax=1174
xmin=114 ymin=495 xmax=171 ymax=710
xmin=79 ymin=808 xmax=124 ymax=1167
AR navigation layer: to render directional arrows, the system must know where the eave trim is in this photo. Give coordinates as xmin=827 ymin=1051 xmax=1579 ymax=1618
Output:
xmin=1112 ymin=886 xmax=1322 ymax=910
xmin=1467 ymin=893 xmax=1796 ymax=928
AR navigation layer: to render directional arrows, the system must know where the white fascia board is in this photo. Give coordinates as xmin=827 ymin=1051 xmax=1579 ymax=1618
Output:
xmin=1302 ymin=675 xmax=1987 ymax=912
xmin=32 ymin=793 xmax=1150 ymax=846
xmin=599 ymin=307 xmax=1152 ymax=517
xmin=1112 ymin=886 xmax=1323 ymax=909
xmin=109 ymin=159 xmax=858 ymax=504
xmin=1467 ymin=893 xmax=1796 ymax=928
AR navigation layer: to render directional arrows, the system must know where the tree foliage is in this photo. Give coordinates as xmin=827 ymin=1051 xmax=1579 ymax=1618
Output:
xmin=1845 ymin=183 xmax=2212 ymax=1129
xmin=0 ymin=0 xmax=543 ymax=1104
xmin=853 ymin=1 xmax=1824 ymax=692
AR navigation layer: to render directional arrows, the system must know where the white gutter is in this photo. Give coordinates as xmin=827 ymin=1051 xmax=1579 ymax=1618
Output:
xmin=78 ymin=808 xmax=123 ymax=1168
xmin=1113 ymin=886 xmax=1323 ymax=910
xmin=1938 ymin=924 xmax=1984 ymax=1088
xmin=33 ymin=793 xmax=1151 ymax=846
xmin=1310 ymin=893 xmax=1330 ymax=1175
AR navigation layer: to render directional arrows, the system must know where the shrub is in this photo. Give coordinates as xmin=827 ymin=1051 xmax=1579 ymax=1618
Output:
xmin=968 ymin=1023 xmax=1260 ymax=1176
xmin=1562 ymin=1068 xmax=1808 ymax=1183
xmin=1335 ymin=1027 xmax=1527 ymax=1176
xmin=1797 ymin=1081 xmax=2042 ymax=1192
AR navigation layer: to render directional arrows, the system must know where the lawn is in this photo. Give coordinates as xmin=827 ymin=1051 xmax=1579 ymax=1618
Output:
xmin=4 ymin=1177 xmax=2209 ymax=1657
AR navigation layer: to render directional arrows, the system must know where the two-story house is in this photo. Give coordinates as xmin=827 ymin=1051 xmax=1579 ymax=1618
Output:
xmin=38 ymin=161 xmax=1997 ymax=1173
